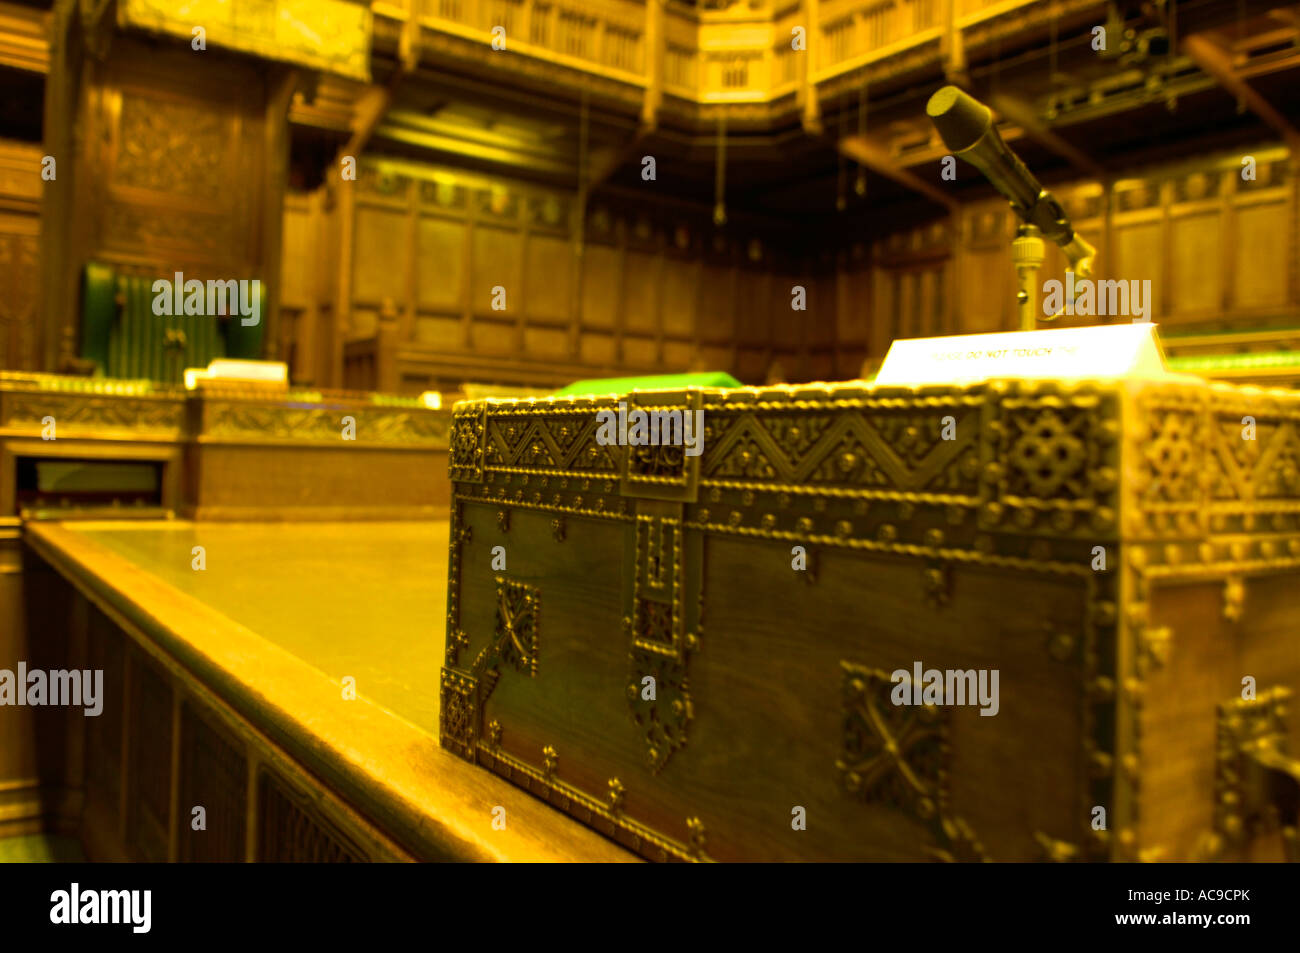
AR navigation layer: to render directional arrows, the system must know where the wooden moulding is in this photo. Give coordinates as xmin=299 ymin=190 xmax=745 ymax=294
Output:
xmin=0 ymin=373 xmax=452 ymax=520
xmin=441 ymin=377 xmax=1300 ymax=861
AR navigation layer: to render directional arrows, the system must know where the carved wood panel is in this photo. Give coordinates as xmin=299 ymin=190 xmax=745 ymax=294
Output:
xmin=88 ymin=45 xmax=267 ymax=277
xmin=0 ymin=220 xmax=39 ymax=370
xmin=179 ymin=705 xmax=248 ymax=862
xmin=332 ymin=161 xmax=825 ymax=389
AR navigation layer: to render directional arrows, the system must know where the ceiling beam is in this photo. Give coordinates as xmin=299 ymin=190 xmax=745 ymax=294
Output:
xmin=333 ymin=19 xmax=424 ymax=169
xmin=370 ymin=115 xmax=575 ymax=177
xmin=1184 ymin=32 xmax=1300 ymax=152
xmin=989 ymin=93 xmax=1106 ymax=180
xmin=838 ymin=134 xmax=958 ymax=210
xmin=340 ymin=84 xmax=394 ymax=160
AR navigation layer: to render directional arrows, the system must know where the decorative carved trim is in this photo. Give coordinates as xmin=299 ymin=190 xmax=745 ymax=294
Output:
xmin=1214 ymin=687 xmax=1300 ymax=856
xmin=475 ymin=742 xmax=707 ymax=862
xmin=444 ymin=503 xmax=471 ymax=667
xmin=119 ymin=0 xmax=372 ymax=81
xmin=921 ymin=561 xmax=951 ymax=608
xmin=620 ymin=394 xmax=701 ymax=501
xmin=1222 ymin=575 xmax=1245 ymax=622
xmin=486 ymin=577 xmax=540 ymax=679
xmin=5 ymin=393 xmax=184 ymax=432
xmin=1083 ymin=574 xmax=1120 ymax=861
xmin=438 ymin=668 xmax=477 ymax=761
xmin=624 ymin=514 xmax=701 ymax=772
xmin=627 ymin=647 xmax=692 ymax=775
xmin=834 ymin=662 xmax=989 ymax=862
xmin=449 ymin=403 xmax=486 ymax=482
xmin=441 ymin=526 xmax=541 ymax=760
xmin=203 ymin=402 xmax=448 ymax=446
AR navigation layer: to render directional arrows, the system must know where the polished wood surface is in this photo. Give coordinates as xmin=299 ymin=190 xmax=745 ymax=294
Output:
xmin=72 ymin=521 xmax=447 ymax=732
xmin=25 ymin=518 xmax=636 ymax=862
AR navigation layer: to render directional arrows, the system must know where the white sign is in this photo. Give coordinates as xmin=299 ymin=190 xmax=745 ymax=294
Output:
xmin=873 ymin=324 xmax=1168 ymax=386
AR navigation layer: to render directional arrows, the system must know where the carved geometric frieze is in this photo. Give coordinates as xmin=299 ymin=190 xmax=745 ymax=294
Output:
xmin=438 ymin=668 xmax=478 ymax=762
xmin=1127 ymin=389 xmax=1208 ymax=539
xmin=5 ymin=393 xmax=184 ymax=433
xmin=702 ymin=402 xmax=980 ymax=495
xmin=986 ymin=389 xmax=1120 ymax=536
xmin=483 ymin=411 xmax=619 ymax=475
xmin=449 ymin=404 xmax=486 ymax=482
xmin=457 ymin=379 xmax=1300 ymax=580
xmin=203 ymin=402 xmax=448 ymax=445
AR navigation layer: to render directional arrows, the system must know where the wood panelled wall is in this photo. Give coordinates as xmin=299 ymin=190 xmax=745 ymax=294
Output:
xmin=0 ymin=138 xmax=41 ymax=371
xmin=285 ymin=144 xmax=1298 ymax=394
xmin=282 ymin=160 xmax=843 ymax=392
xmin=837 ymin=145 xmax=1299 ymax=375
xmin=279 ymin=188 xmax=341 ymax=388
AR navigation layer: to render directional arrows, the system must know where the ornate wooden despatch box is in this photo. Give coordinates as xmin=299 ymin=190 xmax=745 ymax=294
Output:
xmin=440 ymin=378 xmax=1300 ymax=862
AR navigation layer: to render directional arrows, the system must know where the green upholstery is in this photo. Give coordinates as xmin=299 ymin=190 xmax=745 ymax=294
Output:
xmin=80 ymin=262 xmax=116 ymax=372
xmin=225 ymin=280 xmax=267 ymax=362
xmin=80 ymin=264 xmax=265 ymax=383
xmin=1166 ymin=351 xmax=1300 ymax=372
xmin=555 ymin=371 xmax=742 ymax=397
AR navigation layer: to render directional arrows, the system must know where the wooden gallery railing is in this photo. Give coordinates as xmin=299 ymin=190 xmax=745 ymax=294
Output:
xmin=380 ymin=0 xmax=1043 ymax=104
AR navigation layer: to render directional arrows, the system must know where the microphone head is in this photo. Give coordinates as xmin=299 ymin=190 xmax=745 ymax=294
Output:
xmin=927 ymin=86 xmax=993 ymax=153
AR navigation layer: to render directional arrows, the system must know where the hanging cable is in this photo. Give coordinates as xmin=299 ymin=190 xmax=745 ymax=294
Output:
xmin=836 ymin=88 xmax=847 ymax=212
xmin=714 ymin=111 xmax=727 ymax=226
xmin=855 ymin=78 xmax=867 ymax=197
xmin=1048 ymin=5 xmax=1059 ymax=117
xmin=576 ymin=87 xmax=589 ymax=256
xmin=1167 ymin=0 xmax=1178 ymax=112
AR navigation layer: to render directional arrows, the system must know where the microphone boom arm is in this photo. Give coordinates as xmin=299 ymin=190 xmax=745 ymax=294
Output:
xmin=927 ymin=86 xmax=1097 ymax=325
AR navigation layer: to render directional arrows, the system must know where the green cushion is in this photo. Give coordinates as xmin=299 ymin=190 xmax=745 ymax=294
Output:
xmin=81 ymin=264 xmax=265 ymax=382
xmin=1167 ymin=351 xmax=1300 ymax=372
xmin=554 ymin=372 xmax=742 ymax=397
xmin=80 ymin=262 xmax=117 ymax=372
xmin=224 ymin=280 xmax=266 ymax=361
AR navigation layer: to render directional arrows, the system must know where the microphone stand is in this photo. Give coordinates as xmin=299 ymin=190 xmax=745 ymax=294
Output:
xmin=926 ymin=86 xmax=1098 ymax=330
xmin=1011 ymin=225 xmax=1045 ymax=332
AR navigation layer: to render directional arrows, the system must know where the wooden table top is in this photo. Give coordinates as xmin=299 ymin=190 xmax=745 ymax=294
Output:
xmin=25 ymin=519 xmax=637 ymax=863
xmin=71 ymin=520 xmax=447 ymax=734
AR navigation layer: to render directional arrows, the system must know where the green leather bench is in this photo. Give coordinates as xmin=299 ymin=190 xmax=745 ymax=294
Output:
xmin=80 ymin=263 xmax=266 ymax=384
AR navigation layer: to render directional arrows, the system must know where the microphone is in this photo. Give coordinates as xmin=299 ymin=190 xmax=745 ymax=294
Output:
xmin=927 ymin=86 xmax=1095 ymax=278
